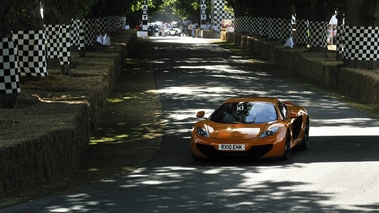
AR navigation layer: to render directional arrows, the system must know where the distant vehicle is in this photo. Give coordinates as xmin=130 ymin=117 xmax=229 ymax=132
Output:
xmin=190 ymin=97 xmax=310 ymax=161
xmin=166 ymin=22 xmax=182 ymax=36
xmin=166 ymin=27 xmax=182 ymax=36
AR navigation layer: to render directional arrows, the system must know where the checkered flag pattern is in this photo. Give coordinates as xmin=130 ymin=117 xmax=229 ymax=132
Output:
xmin=212 ymin=0 xmax=234 ymax=28
xmin=251 ymin=17 xmax=258 ymax=35
xmin=257 ymin=17 xmax=264 ymax=36
xmin=83 ymin=19 xmax=97 ymax=47
xmin=344 ymin=25 xmax=379 ymax=61
xmin=0 ymin=37 xmax=21 ymax=94
xmin=45 ymin=24 xmax=61 ymax=59
xmin=59 ymin=24 xmax=71 ymax=65
xmin=233 ymin=16 xmax=292 ymax=41
xmin=112 ymin=16 xmax=125 ymax=32
xmin=309 ymin=21 xmax=327 ymax=48
xmin=268 ymin=18 xmax=282 ymax=39
xmin=262 ymin=17 xmax=269 ymax=37
xmin=296 ymin=19 xmax=309 ymax=45
xmin=120 ymin=17 xmax=127 ymax=29
xmin=235 ymin=16 xmax=253 ymax=33
xmin=70 ymin=19 xmax=85 ymax=50
xmin=108 ymin=16 xmax=120 ymax=32
xmin=96 ymin=17 xmax=108 ymax=33
xmin=281 ymin=19 xmax=292 ymax=41
xmin=336 ymin=24 xmax=345 ymax=55
xmin=45 ymin=16 xmax=125 ymax=50
xmin=12 ymin=30 xmax=48 ymax=77
xmin=44 ymin=24 xmax=71 ymax=65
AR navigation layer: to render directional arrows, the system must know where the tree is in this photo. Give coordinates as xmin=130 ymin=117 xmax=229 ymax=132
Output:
xmin=226 ymin=0 xmax=253 ymax=17
xmin=149 ymin=0 xmax=203 ymax=23
xmin=0 ymin=0 xmax=14 ymax=38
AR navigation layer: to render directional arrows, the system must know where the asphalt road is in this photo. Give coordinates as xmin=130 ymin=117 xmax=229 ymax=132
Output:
xmin=2 ymin=36 xmax=379 ymax=212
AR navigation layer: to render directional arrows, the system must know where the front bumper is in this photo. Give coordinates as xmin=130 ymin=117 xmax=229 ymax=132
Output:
xmin=190 ymin=131 xmax=286 ymax=160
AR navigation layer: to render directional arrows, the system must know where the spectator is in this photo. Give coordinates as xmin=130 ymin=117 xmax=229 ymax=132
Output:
xmin=326 ymin=26 xmax=332 ymax=45
xmin=213 ymin=24 xmax=219 ymax=38
xmin=226 ymin=24 xmax=234 ymax=32
xmin=96 ymin=31 xmax=111 ymax=47
xmin=192 ymin=23 xmax=197 ymax=37
xmin=96 ymin=32 xmax=104 ymax=44
xmin=102 ymin=33 xmax=111 ymax=46
xmin=161 ymin=22 xmax=167 ymax=37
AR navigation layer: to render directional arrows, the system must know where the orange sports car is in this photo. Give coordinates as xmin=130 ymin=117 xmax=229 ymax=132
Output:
xmin=190 ymin=97 xmax=309 ymax=160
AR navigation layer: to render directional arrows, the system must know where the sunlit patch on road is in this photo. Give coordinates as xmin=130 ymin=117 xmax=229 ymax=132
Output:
xmin=311 ymin=118 xmax=379 ymax=136
xmin=150 ymin=36 xmax=220 ymax=44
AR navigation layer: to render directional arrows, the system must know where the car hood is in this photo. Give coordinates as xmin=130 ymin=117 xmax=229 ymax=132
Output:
xmin=206 ymin=123 xmax=267 ymax=139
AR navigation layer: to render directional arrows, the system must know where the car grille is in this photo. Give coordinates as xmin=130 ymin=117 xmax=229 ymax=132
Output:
xmin=196 ymin=143 xmax=273 ymax=159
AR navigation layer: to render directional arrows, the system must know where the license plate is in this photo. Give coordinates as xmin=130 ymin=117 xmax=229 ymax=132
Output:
xmin=218 ymin=144 xmax=245 ymax=151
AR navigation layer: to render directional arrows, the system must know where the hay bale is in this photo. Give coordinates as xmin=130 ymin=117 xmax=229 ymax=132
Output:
xmin=0 ymin=29 xmax=137 ymax=199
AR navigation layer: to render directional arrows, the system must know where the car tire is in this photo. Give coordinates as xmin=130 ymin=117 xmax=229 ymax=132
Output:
xmin=299 ymin=121 xmax=309 ymax=150
xmin=191 ymin=152 xmax=203 ymax=161
xmin=280 ymin=131 xmax=291 ymax=161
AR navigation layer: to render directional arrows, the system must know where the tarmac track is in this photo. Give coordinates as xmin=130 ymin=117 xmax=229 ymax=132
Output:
xmin=2 ymin=36 xmax=379 ymax=212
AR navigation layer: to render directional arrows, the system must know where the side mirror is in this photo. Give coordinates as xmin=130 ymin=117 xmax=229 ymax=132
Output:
xmin=196 ymin=111 xmax=205 ymax=118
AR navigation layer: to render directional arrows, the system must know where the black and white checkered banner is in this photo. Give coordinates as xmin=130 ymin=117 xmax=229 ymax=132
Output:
xmin=45 ymin=24 xmax=71 ymax=65
xmin=343 ymin=25 xmax=379 ymax=61
xmin=212 ymin=0 xmax=234 ymax=29
xmin=96 ymin=17 xmax=108 ymax=33
xmin=59 ymin=24 xmax=71 ymax=65
xmin=0 ymin=37 xmax=21 ymax=94
xmin=251 ymin=17 xmax=259 ymax=34
xmin=45 ymin=24 xmax=61 ymax=59
xmin=336 ymin=24 xmax=345 ymax=56
xmin=70 ymin=19 xmax=85 ymax=51
xmin=296 ymin=19 xmax=309 ymax=45
xmin=46 ymin=16 xmax=126 ymax=50
xmin=82 ymin=18 xmax=97 ymax=47
xmin=309 ymin=21 xmax=327 ymax=48
xmin=235 ymin=16 xmax=252 ymax=33
xmin=12 ymin=30 xmax=48 ymax=77
xmin=281 ymin=19 xmax=292 ymax=41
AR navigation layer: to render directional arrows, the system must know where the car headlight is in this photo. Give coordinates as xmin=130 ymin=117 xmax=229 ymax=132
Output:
xmin=258 ymin=127 xmax=279 ymax=138
xmin=196 ymin=127 xmax=209 ymax=138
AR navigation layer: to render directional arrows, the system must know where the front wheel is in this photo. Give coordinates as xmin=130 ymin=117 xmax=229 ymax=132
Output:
xmin=280 ymin=131 xmax=291 ymax=161
xmin=191 ymin=152 xmax=204 ymax=161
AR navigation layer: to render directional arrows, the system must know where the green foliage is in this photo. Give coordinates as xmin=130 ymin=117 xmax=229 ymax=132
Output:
xmin=223 ymin=2 xmax=234 ymax=15
xmin=157 ymin=0 xmax=203 ymax=20
xmin=75 ymin=0 xmax=98 ymax=18
xmin=224 ymin=0 xmax=345 ymax=21
xmin=131 ymin=0 xmax=161 ymax=12
xmin=43 ymin=0 xmax=99 ymax=23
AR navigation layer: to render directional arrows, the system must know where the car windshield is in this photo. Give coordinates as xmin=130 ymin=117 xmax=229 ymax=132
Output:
xmin=209 ymin=101 xmax=278 ymax=123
